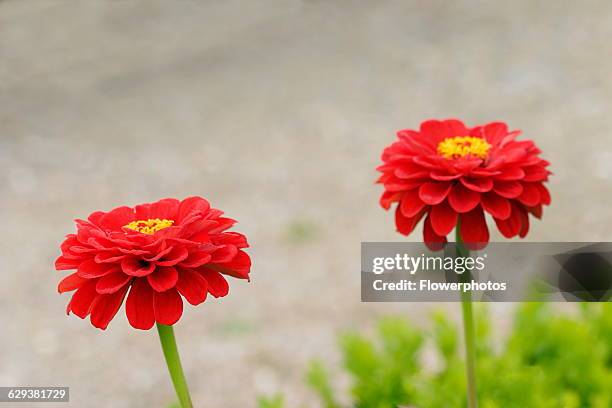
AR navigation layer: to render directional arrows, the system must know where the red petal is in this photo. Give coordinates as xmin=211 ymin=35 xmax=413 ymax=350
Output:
xmin=442 ymin=119 xmax=469 ymax=136
xmin=176 ymin=269 xmax=208 ymax=306
xmin=429 ymin=201 xmax=458 ymax=237
xmin=214 ymin=232 xmax=248 ymax=248
xmin=419 ymin=182 xmax=452 ymax=205
xmin=395 ymin=206 xmax=426 ymax=236
xmin=77 ymin=259 xmax=115 ymax=278
xmin=147 ymin=266 xmax=179 ymax=292
xmin=87 ymin=211 xmax=105 ymax=224
xmin=121 ymin=257 xmax=155 ymax=277
xmin=518 ymin=207 xmax=530 ymax=238
xmin=126 ymin=279 xmax=155 ymax=330
xmin=201 ymin=269 xmax=229 ymax=298
xmin=210 ymin=245 xmax=238 ymax=263
xmin=58 ymin=273 xmax=87 ymax=293
xmin=205 ymin=217 xmax=237 ymax=234
xmin=143 ymin=245 xmax=174 ymax=262
xmin=90 ymin=285 xmax=129 ymax=330
xmin=527 ymin=204 xmax=543 ymax=219
xmin=502 ymin=147 xmax=528 ymax=163
xmin=180 ymin=251 xmax=212 ymax=268
xmin=537 ymin=184 xmax=551 ymax=205
xmin=522 ymin=166 xmax=549 ymax=182
xmin=495 ymin=167 xmax=525 ymax=181
xmin=398 ymin=129 xmax=436 ymax=151
xmin=177 ymin=196 xmax=211 ymax=223
xmin=383 ymin=180 xmax=422 ymax=191
xmin=55 ymin=255 xmax=81 ymax=270
xmin=460 ymin=177 xmax=493 ymax=192
xmin=459 ymin=208 xmax=489 ymax=249
xmin=215 ymin=250 xmax=251 ymax=279
xmin=485 ymin=156 xmax=506 ymax=171
xmin=399 ymin=189 xmax=426 ymax=217
xmin=94 ymin=252 xmax=126 ymax=263
xmin=470 ymin=169 xmax=501 ymax=178
xmin=156 ymin=246 xmax=189 ymax=266
xmin=423 ymin=215 xmax=447 ymax=251
xmin=493 ymin=181 xmax=523 ymax=199
xmin=481 ymin=193 xmax=511 ymax=220
xmin=420 ymin=119 xmax=459 ymax=142
xmin=68 ymin=280 xmax=98 ymax=318
xmin=135 ymin=198 xmax=180 ymax=220
xmin=413 ymin=156 xmax=442 ymax=169
xmin=398 ymin=126 xmax=431 ymax=139
xmin=153 ymin=289 xmax=183 ymax=325
xmin=99 ymin=206 xmax=135 ymax=231
xmin=430 ymin=171 xmax=462 ymax=181
xmin=96 ymin=272 xmax=132 ymax=294
xmin=379 ymin=191 xmax=402 ymax=210
xmin=453 ymin=158 xmax=482 ymax=173
xmin=420 ymin=120 xmax=450 ymax=141
xmin=494 ymin=204 xmax=522 ymax=238
xmin=153 ymin=198 xmax=181 ymax=219
xmin=482 ymin=122 xmax=509 ymax=145
xmin=448 ymin=184 xmax=480 ymax=213
xmin=183 ymin=220 xmax=222 ymax=241
xmin=395 ymin=167 xmax=429 ymax=180
xmin=517 ymin=183 xmax=541 ymax=206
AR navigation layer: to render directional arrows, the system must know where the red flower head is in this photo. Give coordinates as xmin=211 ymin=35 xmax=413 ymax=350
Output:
xmin=56 ymin=197 xmax=251 ymax=330
xmin=377 ymin=119 xmax=551 ymax=248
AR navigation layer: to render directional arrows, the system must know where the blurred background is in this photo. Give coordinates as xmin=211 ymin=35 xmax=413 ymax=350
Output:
xmin=1 ymin=1 xmax=611 ymax=407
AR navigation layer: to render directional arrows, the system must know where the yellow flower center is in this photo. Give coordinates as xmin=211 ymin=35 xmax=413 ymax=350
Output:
xmin=124 ymin=218 xmax=174 ymax=234
xmin=437 ymin=136 xmax=491 ymax=160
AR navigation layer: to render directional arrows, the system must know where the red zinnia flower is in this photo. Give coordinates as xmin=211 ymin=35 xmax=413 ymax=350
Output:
xmin=56 ymin=197 xmax=251 ymax=330
xmin=377 ymin=119 xmax=551 ymax=247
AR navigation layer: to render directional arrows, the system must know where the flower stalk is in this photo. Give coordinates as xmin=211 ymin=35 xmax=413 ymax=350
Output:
xmin=456 ymin=224 xmax=478 ymax=408
xmin=157 ymin=323 xmax=193 ymax=408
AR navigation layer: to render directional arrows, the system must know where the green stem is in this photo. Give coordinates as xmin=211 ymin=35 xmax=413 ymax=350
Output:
xmin=456 ymin=226 xmax=478 ymax=408
xmin=156 ymin=323 xmax=194 ymax=408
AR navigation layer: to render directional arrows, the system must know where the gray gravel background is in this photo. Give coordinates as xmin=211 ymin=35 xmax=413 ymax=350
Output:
xmin=1 ymin=1 xmax=611 ymax=407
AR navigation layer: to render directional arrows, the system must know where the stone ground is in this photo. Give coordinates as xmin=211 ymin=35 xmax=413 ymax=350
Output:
xmin=1 ymin=1 xmax=611 ymax=407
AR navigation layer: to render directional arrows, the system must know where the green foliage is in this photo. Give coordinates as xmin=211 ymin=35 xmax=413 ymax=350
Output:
xmin=258 ymin=303 xmax=612 ymax=408
xmin=257 ymin=394 xmax=285 ymax=408
xmin=340 ymin=317 xmax=424 ymax=408
xmin=285 ymin=219 xmax=319 ymax=244
xmin=306 ymin=361 xmax=341 ymax=408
